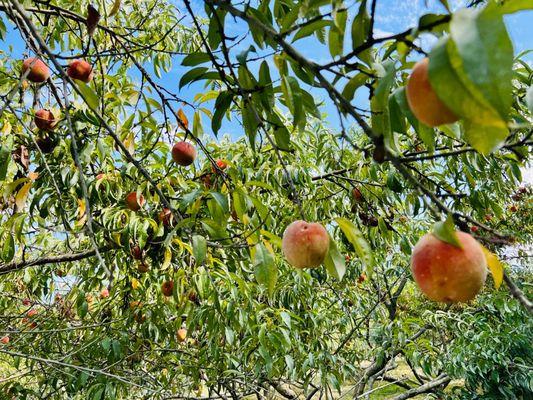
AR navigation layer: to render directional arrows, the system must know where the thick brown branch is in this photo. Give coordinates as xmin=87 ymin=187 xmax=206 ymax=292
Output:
xmin=0 ymin=247 xmax=113 ymax=275
xmin=388 ymin=374 xmax=450 ymax=400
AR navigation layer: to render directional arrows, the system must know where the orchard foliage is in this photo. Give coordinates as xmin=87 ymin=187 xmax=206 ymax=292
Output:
xmin=0 ymin=0 xmax=531 ymax=399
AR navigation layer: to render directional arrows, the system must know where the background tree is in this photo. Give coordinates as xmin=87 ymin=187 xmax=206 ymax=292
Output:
xmin=0 ymin=0 xmax=531 ymax=399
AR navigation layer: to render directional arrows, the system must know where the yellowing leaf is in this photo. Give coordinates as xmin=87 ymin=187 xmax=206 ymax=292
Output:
xmin=123 ymin=131 xmax=135 ymax=155
xmin=177 ymin=108 xmax=189 ymax=130
xmin=131 ymin=278 xmax=140 ymax=290
xmin=108 ymin=0 xmax=121 ymax=17
xmin=162 ymin=248 xmax=172 ymax=270
xmin=15 ymin=181 xmax=32 ymax=210
xmin=481 ymin=245 xmax=503 ymax=289
xmin=2 ymin=121 xmax=12 ymax=135
xmin=112 ymin=232 xmax=121 ymax=245
xmin=76 ymin=198 xmax=87 ymax=228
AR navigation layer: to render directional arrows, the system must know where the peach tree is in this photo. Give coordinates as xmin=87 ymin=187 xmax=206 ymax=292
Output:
xmin=0 ymin=0 xmax=531 ymax=399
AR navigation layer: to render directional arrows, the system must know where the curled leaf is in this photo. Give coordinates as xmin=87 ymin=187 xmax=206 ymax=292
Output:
xmin=177 ymin=108 xmax=189 ymax=130
xmin=86 ymin=4 xmax=101 ymax=37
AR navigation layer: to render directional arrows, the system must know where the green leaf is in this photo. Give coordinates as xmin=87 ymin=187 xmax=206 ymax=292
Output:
xmin=392 ymin=87 xmax=435 ymax=151
xmin=450 ymin=8 xmax=513 ymax=121
xmin=0 ymin=143 xmax=11 ymax=181
xmin=1 ymin=232 xmax=14 ymax=262
xmin=292 ymin=20 xmax=331 ymax=42
xmin=484 ymin=0 xmax=533 ymax=15
xmin=254 ymin=243 xmax=277 ymax=296
xmin=324 ymin=235 xmax=346 ymax=280
xmin=76 ymin=81 xmax=99 ymax=111
xmin=179 ymin=67 xmax=209 ymax=89
xmin=192 ymin=235 xmax=207 ymax=265
xmin=526 ymin=85 xmax=533 ymax=114
xmin=258 ymin=61 xmax=275 ymax=110
xmin=342 ymin=73 xmax=368 ymax=102
xmin=328 ymin=9 xmax=347 ymax=58
xmin=335 ymin=217 xmax=373 ymax=276
xmin=181 ymin=53 xmax=211 ymax=66
xmin=429 ymin=38 xmax=508 ymax=154
xmin=242 ymin=99 xmax=260 ymax=149
xmin=351 ymin=1 xmax=372 ymax=64
xmin=212 ymin=91 xmax=234 ymax=135
xmin=371 ymin=61 xmax=396 ymax=152
xmin=432 ymin=214 xmax=462 ymax=248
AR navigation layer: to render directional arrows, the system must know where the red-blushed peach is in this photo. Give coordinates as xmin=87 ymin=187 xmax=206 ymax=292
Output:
xmin=125 ymin=192 xmax=145 ymax=211
xmin=22 ymin=58 xmax=50 ymax=83
xmin=100 ymin=288 xmax=110 ymax=299
xmin=158 ymin=208 xmax=174 ymax=227
xmin=67 ymin=59 xmax=94 ymax=83
xmin=130 ymin=244 xmax=143 ymax=260
xmin=410 ymin=232 xmax=487 ymax=303
xmin=34 ymin=109 xmax=58 ymax=131
xmin=176 ymin=328 xmax=187 ymax=343
xmin=161 ymin=280 xmax=174 ymax=297
xmin=406 ymin=58 xmax=458 ymax=127
xmin=172 ymin=141 xmax=196 ymax=166
xmin=0 ymin=336 xmax=9 ymax=345
xmin=282 ymin=220 xmax=330 ymax=269
xmin=352 ymin=187 xmax=363 ymax=202
xmin=212 ymin=159 xmax=227 ymax=173
xmin=137 ymin=262 xmax=149 ymax=273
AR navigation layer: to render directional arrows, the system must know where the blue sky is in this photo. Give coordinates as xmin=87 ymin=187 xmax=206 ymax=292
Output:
xmin=2 ymin=0 xmax=532 ymax=138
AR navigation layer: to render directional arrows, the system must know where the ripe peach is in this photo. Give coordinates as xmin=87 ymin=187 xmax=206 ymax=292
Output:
xmin=22 ymin=298 xmax=31 ymax=306
xmin=67 ymin=59 xmax=94 ymax=83
xmin=410 ymin=232 xmax=487 ymax=303
xmin=176 ymin=328 xmax=187 ymax=343
xmin=96 ymin=173 xmax=105 ymax=180
xmin=470 ymin=226 xmax=479 ymax=233
xmin=129 ymin=301 xmax=142 ymax=310
xmin=125 ymin=192 xmax=145 ymax=211
xmin=172 ymin=141 xmax=196 ymax=166
xmin=0 ymin=336 xmax=9 ymax=345
xmin=131 ymin=244 xmax=143 ymax=260
xmin=282 ymin=220 xmax=330 ymax=269
xmin=212 ymin=159 xmax=227 ymax=173
xmin=22 ymin=58 xmax=50 ymax=83
xmin=406 ymin=58 xmax=458 ymax=127
xmin=35 ymin=134 xmax=58 ymax=153
xmin=161 ymin=280 xmax=174 ymax=297
xmin=357 ymin=273 xmax=367 ymax=284
xmin=100 ymin=288 xmax=109 ymax=299
xmin=137 ymin=262 xmax=149 ymax=273
xmin=202 ymin=173 xmax=213 ymax=189
xmin=34 ymin=109 xmax=58 ymax=131
xmin=158 ymin=208 xmax=174 ymax=227
xmin=27 ymin=308 xmax=38 ymax=318
xmin=352 ymin=187 xmax=363 ymax=202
